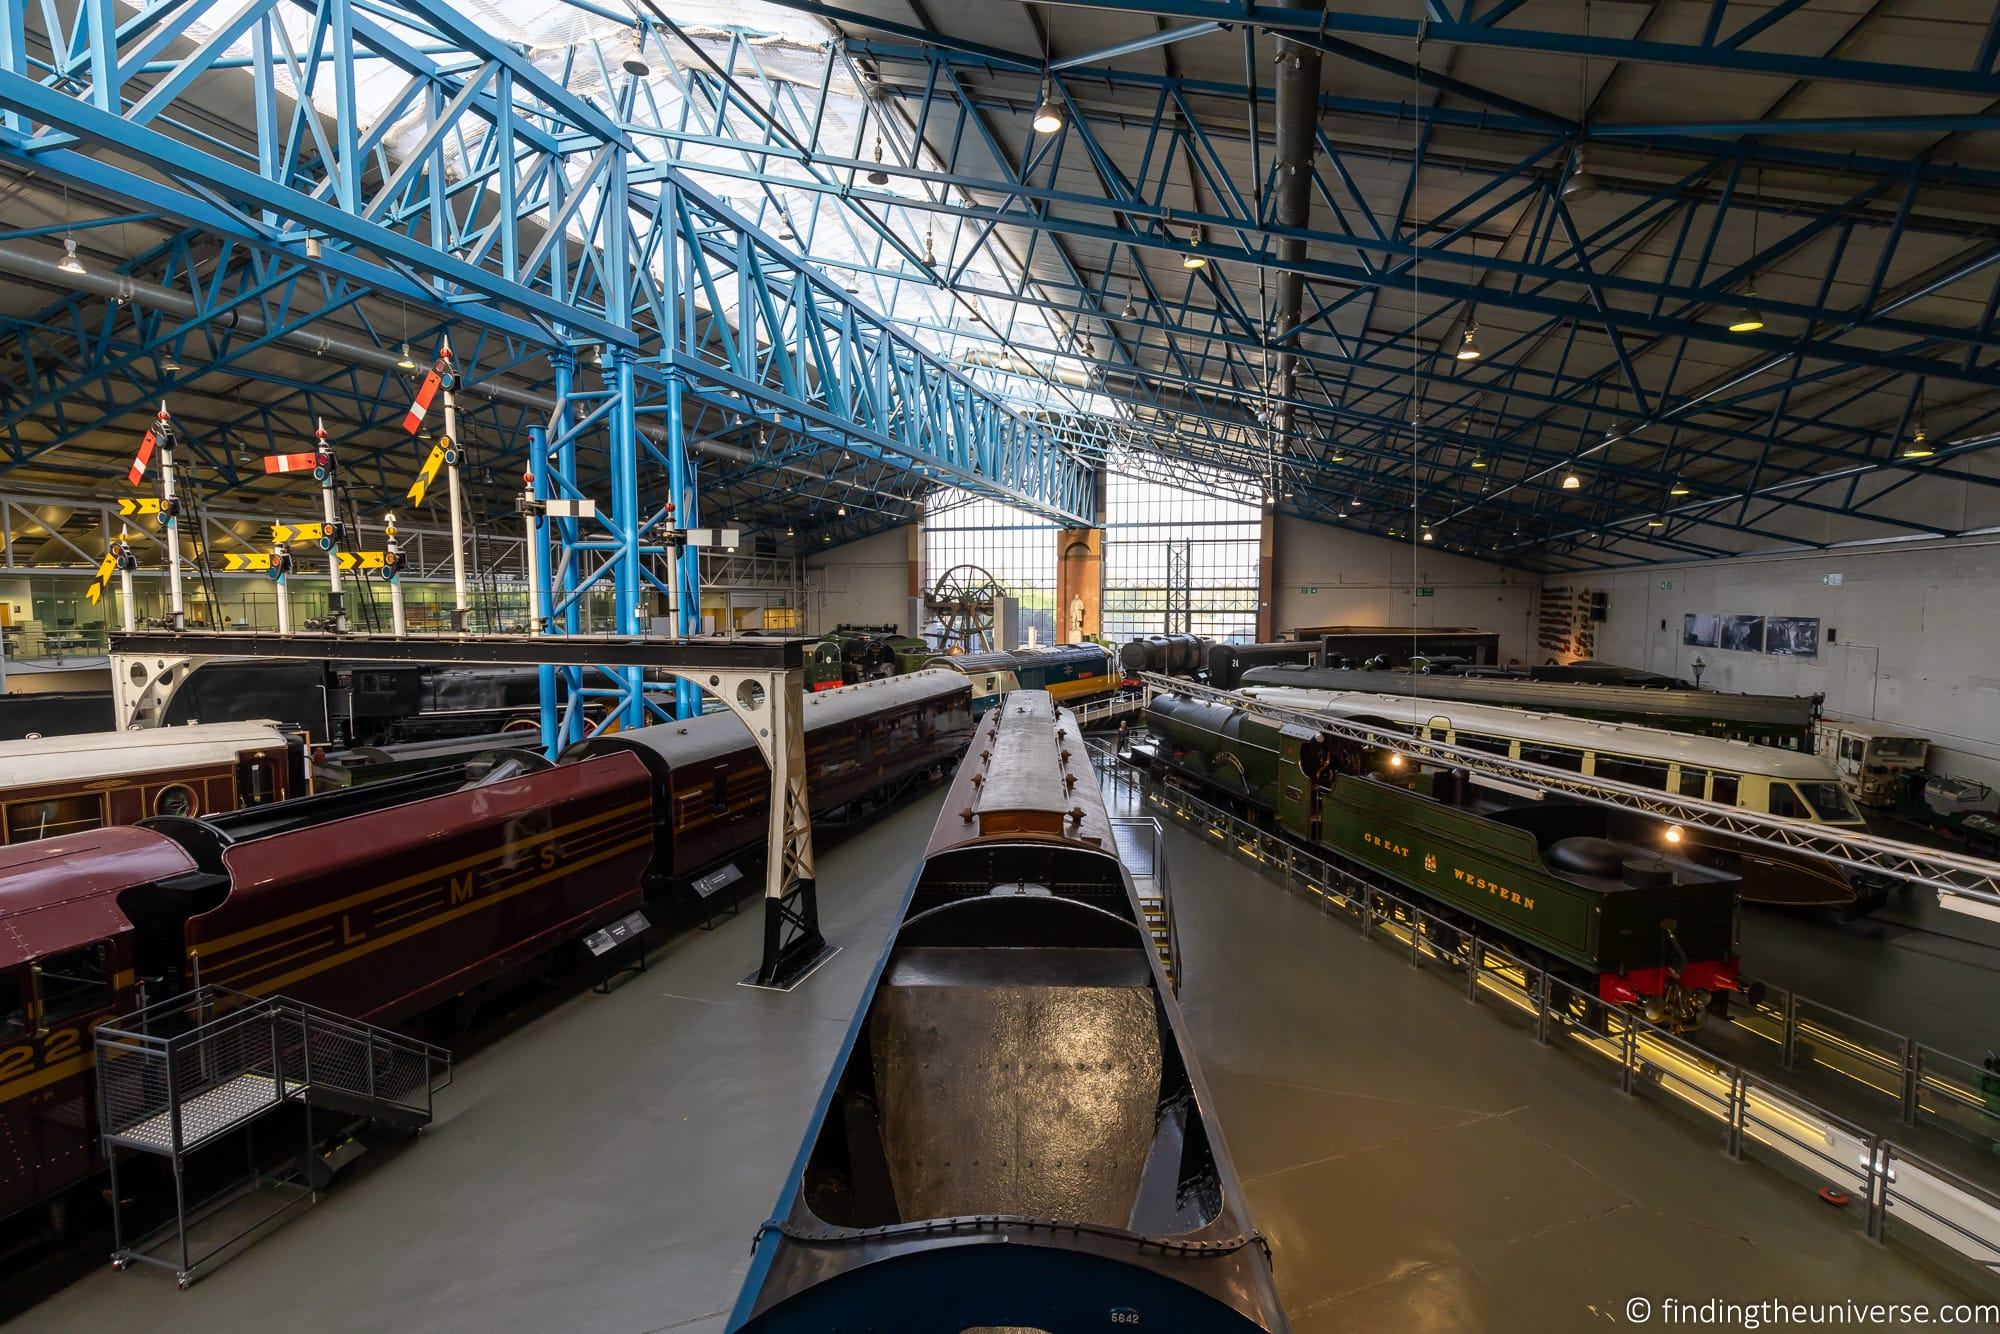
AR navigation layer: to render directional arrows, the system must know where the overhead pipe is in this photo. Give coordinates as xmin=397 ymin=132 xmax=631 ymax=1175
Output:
xmin=1269 ymin=23 xmax=1325 ymax=438
xmin=0 ymin=241 xmax=814 ymax=481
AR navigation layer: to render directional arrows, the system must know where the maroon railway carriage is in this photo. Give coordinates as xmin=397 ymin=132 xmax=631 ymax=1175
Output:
xmin=565 ymin=669 xmax=975 ymax=890
xmin=0 ymin=672 xmax=974 ymax=1227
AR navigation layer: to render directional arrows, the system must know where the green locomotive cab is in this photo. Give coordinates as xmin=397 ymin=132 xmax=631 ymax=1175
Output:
xmin=1138 ymin=692 xmax=1743 ymax=1029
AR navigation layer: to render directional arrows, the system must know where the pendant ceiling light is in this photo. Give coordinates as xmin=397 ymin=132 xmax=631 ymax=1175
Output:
xmin=1456 ymin=326 xmax=1482 ymax=361
xmin=1669 ymin=478 xmax=1691 ymax=496
xmin=1182 ymin=226 xmax=1206 ymax=270
xmin=1730 ymin=167 xmax=1767 ymax=334
xmin=396 ymin=342 xmax=418 ymax=371
xmin=867 ymin=136 xmax=889 ymax=186
xmin=1561 ymin=469 xmax=1582 ymax=490
xmin=623 ymin=25 xmax=651 ymax=78
xmin=1032 ymin=80 xmax=1064 ymax=135
xmin=57 ymin=234 xmax=85 ymax=276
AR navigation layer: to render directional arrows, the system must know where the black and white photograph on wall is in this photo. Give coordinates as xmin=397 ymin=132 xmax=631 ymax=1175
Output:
xmin=1682 ymin=612 xmax=1719 ymax=647
xmin=1720 ymin=614 xmax=1766 ymax=653
xmin=1766 ymin=616 xmax=1820 ymax=658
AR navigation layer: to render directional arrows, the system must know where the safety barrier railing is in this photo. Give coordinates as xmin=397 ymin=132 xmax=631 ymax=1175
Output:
xmin=96 ymin=985 xmax=451 ymax=1287
xmin=1111 ymin=814 xmax=1180 ymax=991
xmin=1088 ymin=741 xmax=2000 ymax=1289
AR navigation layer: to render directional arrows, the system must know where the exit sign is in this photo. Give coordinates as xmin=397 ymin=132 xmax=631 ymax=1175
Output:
xmin=1415 ymin=587 xmax=1434 ymax=597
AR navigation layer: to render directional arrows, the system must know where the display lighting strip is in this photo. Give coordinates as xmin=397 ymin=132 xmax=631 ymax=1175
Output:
xmin=1138 ymin=674 xmax=2000 ymax=909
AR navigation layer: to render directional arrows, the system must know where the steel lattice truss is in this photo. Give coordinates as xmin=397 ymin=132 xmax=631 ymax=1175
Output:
xmin=2 ymin=0 xmax=2000 ymax=590
xmin=1142 ymin=674 xmax=2000 ymax=908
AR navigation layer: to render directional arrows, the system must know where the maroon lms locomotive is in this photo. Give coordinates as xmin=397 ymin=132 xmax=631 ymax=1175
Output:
xmin=0 ymin=671 xmax=973 ymax=1227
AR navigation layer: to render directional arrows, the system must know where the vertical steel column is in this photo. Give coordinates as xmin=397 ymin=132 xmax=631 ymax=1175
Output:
xmin=549 ymin=349 xmax=586 ymax=750
xmin=529 ymin=423 xmax=558 ymax=756
xmin=753 ymin=666 xmax=825 ymax=988
xmin=663 ymin=373 xmax=700 ymax=718
xmin=606 ymin=346 xmax=644 ymax=729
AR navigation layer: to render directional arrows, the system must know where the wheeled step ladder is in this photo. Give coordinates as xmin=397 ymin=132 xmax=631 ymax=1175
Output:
xmin=95 ymin=985 xmax=451 ymax=1287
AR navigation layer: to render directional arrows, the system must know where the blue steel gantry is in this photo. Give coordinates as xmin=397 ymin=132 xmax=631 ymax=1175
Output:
xmin=5 ymin=0 xmax=2000 ymax=642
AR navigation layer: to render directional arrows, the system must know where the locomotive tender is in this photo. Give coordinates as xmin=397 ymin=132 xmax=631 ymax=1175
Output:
xmin=730 ymin=690 xmax=1286 ymax=1331
xmin=0 ymin=671 xmax=973 ymax=1226
xmin=1138 ymin=692 xmax=1743 ymax=1027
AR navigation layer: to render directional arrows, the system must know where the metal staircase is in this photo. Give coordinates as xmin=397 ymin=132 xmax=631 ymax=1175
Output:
xmin=1113 ymin=816 xmax=1180 ymax=992
xmin=96 ymin=985 xmax=451 ymax=1287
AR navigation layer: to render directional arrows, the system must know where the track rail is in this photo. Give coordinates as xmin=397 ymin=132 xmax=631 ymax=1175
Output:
xmin=1139 ymin=674 xmax=2000 ymax=910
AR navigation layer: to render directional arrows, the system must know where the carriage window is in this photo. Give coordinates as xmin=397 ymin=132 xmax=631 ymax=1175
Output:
xmin=1767 ymin=782 xmax=1809 ymax=819
xmin=1841 ymin=737 xmax=1864 ymax=762
xmin=152 ymin=783 xmax=199 ymax=818
xmin=1712 ymin=773 xmax=1741 ymax=806
xmin=1596 ymin=755 xmax=1670 ymax=791
xmin=1519 ymin=744 xmax=1584 ymax=773
xmin=4 ymin=794 xmax=104 ymax=843
xmin=1676 ymin=767 xmax=1710 ymax=799
xmin=0 ymin=971 xmax=26 ymax=1042
xmin=35 ymin=943 xmax=111 ymax=1026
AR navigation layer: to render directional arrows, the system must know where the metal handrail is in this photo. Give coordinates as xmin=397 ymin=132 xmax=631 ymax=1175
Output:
xmin=1138 ymin=673 xmax=2000 ymax=908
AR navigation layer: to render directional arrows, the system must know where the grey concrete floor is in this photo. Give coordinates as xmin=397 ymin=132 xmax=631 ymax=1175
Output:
xmin=12 ymin=784 xmax=1980 ymax=1333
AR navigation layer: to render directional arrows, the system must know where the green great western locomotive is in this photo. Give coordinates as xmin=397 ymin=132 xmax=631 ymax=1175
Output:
xmin=1135 ymin=693 xmax=1741 ymax=1027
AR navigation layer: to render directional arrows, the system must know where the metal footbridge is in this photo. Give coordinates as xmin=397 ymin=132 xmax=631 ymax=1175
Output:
xmin=96 ymin=986 xmax=451 ymax=1287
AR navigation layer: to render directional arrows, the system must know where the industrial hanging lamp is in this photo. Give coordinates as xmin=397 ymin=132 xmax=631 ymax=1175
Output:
xmin=623 ymin=25 xmax=651 ymax=78
xmin=1669 ymin=478 xmax=1691 ymax=496
xmin=1646 ymin=515 xmax=1667 ymax=528
xmin=1729 ymin=168 xmax=1767 ymax=333
xmin=55 ymin=186 xmax=85 ymax=276
xmin=1561 ymin=468 xmax=1582 ymax=490
xmin=1032 ymin=20 xmax=1062 ymax=135
xmin=397 ymin=342 xmax=418 ymax=371
xmin=867 ymin=135 xmax=890 ymax=186
xmin=1563 ymin=3 xmax=1598 ymax=203
xmin=1456 ymin=325 xmax=1482 ymax=361
xmin=1182 ymin=225 xmax=1207 ymax=270
xmin=160 ymin=346 xmax=184 ymax=373
xmin=1903 ymin=381 xmax=1934 ymax=457
xmin=1032 ymin=79 xmax=1064 ymax=135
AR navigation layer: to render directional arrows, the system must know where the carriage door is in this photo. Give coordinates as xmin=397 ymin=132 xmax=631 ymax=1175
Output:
xmin=234 ymin=748 xmax=282 ymax=807
xmin=1278 ymin=725 xmax=1321 ymax=840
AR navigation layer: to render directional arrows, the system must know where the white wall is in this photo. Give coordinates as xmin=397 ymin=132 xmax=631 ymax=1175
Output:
xmin=1273 ymin=515 xmax=1533 ymax=662
xmin=1545 ymin=538 xmax=2000 ymax=786
xmin=804 ymin=525 xmax=913 ymax=634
